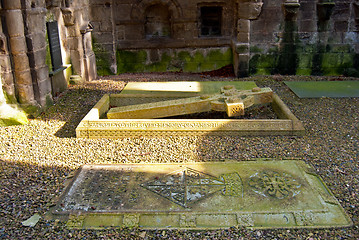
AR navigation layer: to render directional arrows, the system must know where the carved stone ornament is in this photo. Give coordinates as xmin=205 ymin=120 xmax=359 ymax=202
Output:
xmin=283 ymin=0 xmax=300 ymax=21
xmin=317 ymin=1 xmax=335 ymax=21
xmin=61 ymin=7 xmax=75 ymax=26
xmin=123 ymin=214 xmax=140 ymax=228
xmin=237 ymin=1 xmax=263 ymax=20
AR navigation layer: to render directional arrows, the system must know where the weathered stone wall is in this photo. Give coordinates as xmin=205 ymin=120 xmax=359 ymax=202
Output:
xmin=91 ymin=0 xmax=358 ymax=77
xmin=90 ymin=0 xmax=240 ymax=75
xmin=250 ymin=0 xmax=359 ymax=76
xmin=0 ymin=0 xmax=97 ymax=111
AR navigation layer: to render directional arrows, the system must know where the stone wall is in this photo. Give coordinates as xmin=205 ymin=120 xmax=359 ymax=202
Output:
xmin=250 ymin=0 xmax=359 ymax=77
xmin=91 ymin=0 xmax=358 ymax=77
xmin=0 ymin=0 xmax=97 ymax=111
xmin=90 ymin=0 xmax=250 ymax=76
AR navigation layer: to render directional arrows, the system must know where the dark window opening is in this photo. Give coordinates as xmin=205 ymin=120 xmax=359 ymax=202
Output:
xmin=200 ymin=6 xmax=222 ymax=36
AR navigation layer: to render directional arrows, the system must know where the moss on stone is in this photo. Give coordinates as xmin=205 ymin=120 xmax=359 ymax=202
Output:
xmin=0 ymin=106 xmax=29 ymax=127
xmin=249 ymin=53 xmax=278 ymax=75
xmin=147 ymin=52 xmax=172 ymax=72
xmin=92 ymin=38 xmax=113 ymax=76
xmin=250 ymin=46 xmax=263 ymax=53
xmin=116 ymin=48 xmax=232 ymax=74
xmin=117 ymin=50 xmax=147 ymax=73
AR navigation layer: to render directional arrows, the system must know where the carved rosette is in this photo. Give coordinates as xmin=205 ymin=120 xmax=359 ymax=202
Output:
xmin=248 ymin=171 xmax=302 ymax=199
xmin=123 ymin=214 xmax=140 ymax=228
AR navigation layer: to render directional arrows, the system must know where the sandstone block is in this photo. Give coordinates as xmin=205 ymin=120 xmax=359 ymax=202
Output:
xmin=238 ymin=2 xmax=263 ymax=20
xmin=12 ymin=53 xmax=30 ymax=72
xmin=9 ymin=36 xmax=27 ymax=53
xmin=5 ymin=10 xmax=24 ymax=37
xmin=3 ymin=0 xmax=21 ymax=10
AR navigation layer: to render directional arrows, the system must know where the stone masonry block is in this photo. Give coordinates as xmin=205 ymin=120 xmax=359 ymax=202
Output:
xmin=26 ymin=15 xmax=46 ymax=32
xmin=93 ymin=32 xmax=114 ymax=44
xmin=67 ymin=37 xmax=83 ymax=50
xmin=9 ymin=36 xmax=28 ymax=53
xmin=33 ymin=65 xmax=50 ymax=82
xmin=237 ymin=33 xmax=250 ymax=43
xmin=237 ymin=19 xmax=250 ymax=33
xmin=12 ymin=53 xmax=31 ymax=72
xmin=14 ymin=70 xmax=33 ymax=85
xmin=0 ymin=56 xmax=12 ymax=73
xmin=37 ymin=77 xmax=52 ymax=97
xmin=125 ymin=25 xmax=144 ymax=40
xmin=3 ymin=0 xmax=21 ymax=10
xmin=26 ymin=33 xmax=47 ymax=51
xmin=28 ymin=49 xmax=48 ymax=69
xmin=238 ymin=2 xmax=263 ymax=20
xmin=113 ymin=4 xmax=132 ymax=21
xmin=234 ymin=43 xmax=250 ymax=54
xmin=16 ymin=84 xmax=35 ymax=104
xmin=299 ymin=20 xmax=317 ymax=32
xmin=2 ymin=72 xmax=15 ymax=88
xmin=100 ymin=21 xmax=113 ymax=32
xmin=5 ymin=10 xmax=25 ymax=37
xmin=91 ymin=6 xmax=112 ymax=21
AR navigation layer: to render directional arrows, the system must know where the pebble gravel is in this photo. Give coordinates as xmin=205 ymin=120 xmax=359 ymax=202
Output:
xmin=0 ymin=73 xmax=358 ymax=239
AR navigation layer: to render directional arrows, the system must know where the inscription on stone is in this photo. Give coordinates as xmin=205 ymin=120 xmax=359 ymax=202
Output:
xmin=52 ymin=162 xmax=352 ymax=229
xmin=46 ymin=21 xmax=63 ymax=71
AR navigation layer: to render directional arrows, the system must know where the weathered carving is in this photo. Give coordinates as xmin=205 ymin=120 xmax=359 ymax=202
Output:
xmin=283 ymin=0 xmax=300 ymax=21
xmin=237 ymin=1 xmax=263 ymax=20
xmin=123 ymin=214 xmax=140 ymax=228
xmin=61 ymin=7 xmax=75 ymax=26
xmin=236 ymin=213 xmax=254 ymax=226
xmin=67 ymin=214 xmax=85 ymax=228
xmin=179 ymin=214 xmax=197 ymax=228
xmin=248 ymin=171 xmax=302 ymax=199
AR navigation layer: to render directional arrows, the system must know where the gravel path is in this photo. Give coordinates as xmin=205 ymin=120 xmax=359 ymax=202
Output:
xmin=0 ymin=74 xmax=358 ymax=239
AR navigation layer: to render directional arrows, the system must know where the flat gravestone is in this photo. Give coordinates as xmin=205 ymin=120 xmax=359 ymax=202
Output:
xmin=49 ymin=161 xmax=352 ymax=229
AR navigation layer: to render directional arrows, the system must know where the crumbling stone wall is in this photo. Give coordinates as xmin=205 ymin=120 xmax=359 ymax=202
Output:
xmin=0 ymin=0 xmax=97 ymax=111
xmin=91 ymin=0 xmax=358 ymax=77
xmin=90 ymin=0 xmax=248 ymax=75
xmin=250 ymin=0 xmax=359 ymax=77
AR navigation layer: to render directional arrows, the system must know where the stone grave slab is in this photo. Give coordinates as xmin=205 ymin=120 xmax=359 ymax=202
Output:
xmin=49 ymin=161 xmax=352 ymax=229
xmin=76 ymin=81 xmax=304 ymax=138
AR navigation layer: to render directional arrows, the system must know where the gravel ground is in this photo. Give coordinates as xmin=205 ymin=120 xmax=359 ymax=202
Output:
xmin=0 ymin=73 xmax=358 ymax=239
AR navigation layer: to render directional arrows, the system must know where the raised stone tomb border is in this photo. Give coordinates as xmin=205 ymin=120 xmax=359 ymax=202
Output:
xmin=76 ymin=89 xmax=304 ymax=138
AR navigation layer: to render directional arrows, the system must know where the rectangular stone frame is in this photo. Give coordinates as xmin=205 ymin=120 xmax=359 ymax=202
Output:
xmin=48 ymin=161 xmax=352 ymax=229
xmin=76 ymin=93 xmax=304 ymax=138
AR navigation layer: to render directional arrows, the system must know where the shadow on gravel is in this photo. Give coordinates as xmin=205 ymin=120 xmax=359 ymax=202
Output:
xmin=40 ymin=88 xmax=109 ymax=138
xmin=0 ymin=158 xmax=71 ymax=239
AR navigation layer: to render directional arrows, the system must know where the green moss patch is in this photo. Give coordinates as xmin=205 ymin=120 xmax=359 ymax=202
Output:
xmin=116 ymin=48 xmax=232 ymax=74
xmin=250 ymin=43 xmax=358 ymax=77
